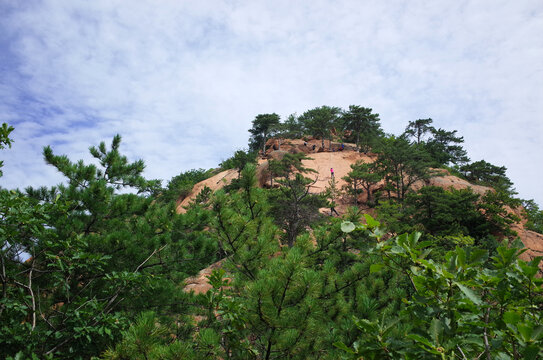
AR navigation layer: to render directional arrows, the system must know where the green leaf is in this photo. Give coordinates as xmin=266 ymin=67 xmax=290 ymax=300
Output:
xmin=370 ymin=264 xmax=384 ymax=274
xmin=429 ymin=318 xmax=443 ymax=344
xmin=517 ymin=324 xmax=533 ymax=342
xmin=532 ymin=325 xmax=543 ymax=340
xmin=455 ymin=247 xmax=466 ymax=268
xmin=408 ymin=232 xmax=422 ymax=246
xmin=407 ymin=334 xmax=439 ymax=354
xmin=364 ymin=214 xmax=380 ymax=228
xmin=502 ymin=311 xmax=521 ymax=325
xmin=455 ymin=282 xmax=482 ymax=305
xmin=518 ymin=261 xmax=538 ymax=279
xmin=333 ymin=341 xmax=356 ymax=354
xmin=354 ymin=318 xmax=378 ymax=333
xmin=341 ymin=221 xmax=356 ymax=233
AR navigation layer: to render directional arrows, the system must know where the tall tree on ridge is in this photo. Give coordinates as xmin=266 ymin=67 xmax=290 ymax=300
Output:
xmin=404 ymin=118 xmax=435 ymax=144
xmin=377 ymin=135 xmax=434 ymax=201
xmin=248 ymin=113 xmax=281 ymax=154
xmin=280 ymin=113 xmax=303 ymax=139
xmin=342 ymin=105 xmax=382 ymax=152
xmin=299 ymin=105 xmax=341 ymax=149
xmin=425 ymin=127 xmax=469 ymax=166
xmin=343 ymin=161 xmax=383 ymax=205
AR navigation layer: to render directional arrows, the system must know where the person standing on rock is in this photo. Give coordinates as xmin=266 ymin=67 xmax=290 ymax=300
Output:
xmin=330 ymin=168 xmax=334 ymax=179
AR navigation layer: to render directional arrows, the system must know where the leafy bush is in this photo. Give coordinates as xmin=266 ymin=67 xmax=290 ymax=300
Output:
xmin=338 ymin=217 xmax=543 ymax=359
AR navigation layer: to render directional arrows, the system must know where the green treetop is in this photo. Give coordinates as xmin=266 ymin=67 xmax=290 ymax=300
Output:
xmin=425 ymin=128 xmax=469 ymax=166
xmin=248 ymin=113 xmax=281 ymax=154
xmin=404 ymin=118 xmax=435 ymax=144
xmin=341 ymin=105 xmax=383 ymax=152
xmin=299 ymin=105 xmax=341 ymax=149
xmin=376 ymin=135 xmax=434 ymax=201
xmin=343 ymin=161 xmax=383 ymax=205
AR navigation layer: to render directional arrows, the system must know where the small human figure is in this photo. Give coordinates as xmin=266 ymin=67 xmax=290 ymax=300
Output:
xmin=304 ymin=141 xmax=307 ymax=146
xmin=331 ymin=206 xmax=339 ymax=216
xmin=312 ymin=144 xmax=316 ymax=151
xmin=341 ymin=143 xmax=345 ymax=151
xmin=330 ymin=168 xmax=334 ymax=178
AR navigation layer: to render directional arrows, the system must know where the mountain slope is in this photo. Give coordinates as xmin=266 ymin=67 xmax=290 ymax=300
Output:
xmin=178 ymin=138 xmax=543 ymax=281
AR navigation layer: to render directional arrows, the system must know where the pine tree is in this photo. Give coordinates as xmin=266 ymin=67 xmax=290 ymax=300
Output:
xmin=404 ymin=118 xmax=435 ymax=144
xmin=376 ymin=136 xmax=434 ymax=201
xmin=299 ymin=106 xmax=341 ymax=150
xmin=343 ymin=161 xmax=382 ymax=205
xmin=248 ymin=114 xmax=281 ymax=154
xmin=267 ymin=153 xmax=325 ymax=247
xmin=1 ymin=135 xmax=216 ymax=358
xmin=341 ymin=106 xmax=383 ymax=152
xmin=425 ymin=128 xmax=469 ymax=166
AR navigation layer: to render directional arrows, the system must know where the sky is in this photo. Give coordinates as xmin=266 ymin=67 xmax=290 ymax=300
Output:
xmin=1 ymin=0 xmax=542 ymax=205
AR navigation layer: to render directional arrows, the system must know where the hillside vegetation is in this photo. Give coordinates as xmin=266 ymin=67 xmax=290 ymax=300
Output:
xmin=1 ymin=106 xmax=542 ymax=359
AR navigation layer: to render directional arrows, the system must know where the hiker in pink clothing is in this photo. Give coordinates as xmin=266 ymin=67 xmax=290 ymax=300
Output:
xmin=330 ymin=168 xmax=334 ymax=178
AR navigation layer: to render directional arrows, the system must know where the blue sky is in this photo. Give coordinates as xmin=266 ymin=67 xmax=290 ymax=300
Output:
xmin=1 ymin=0 xmax=542 ymax=204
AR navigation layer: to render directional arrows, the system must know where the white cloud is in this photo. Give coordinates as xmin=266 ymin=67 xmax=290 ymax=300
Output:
xmin=0 ymin=0 xmax=542 ymax=204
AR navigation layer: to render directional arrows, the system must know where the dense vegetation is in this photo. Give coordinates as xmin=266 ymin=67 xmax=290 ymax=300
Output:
xmin=1 ymin=105 xmax=542 ymax=359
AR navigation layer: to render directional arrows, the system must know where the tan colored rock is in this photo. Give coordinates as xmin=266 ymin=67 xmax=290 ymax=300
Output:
xmin=267 ymin=150 xmax=288 ymax=161
xmin=427 ymin=175 xmax=492 ymax=195
xmin=183 ymin=259 xmax=226 ymax=295
xmin=511 ymin=222 xmax=543 ymax=269
xmin=176 ymin=169 xmax=238 ymax=214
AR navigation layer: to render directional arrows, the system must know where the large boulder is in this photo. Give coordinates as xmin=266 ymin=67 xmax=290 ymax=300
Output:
xmin=267 ymin=150 xmax=288 ymax=161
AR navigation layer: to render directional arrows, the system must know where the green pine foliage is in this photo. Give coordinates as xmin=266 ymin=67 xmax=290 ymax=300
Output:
xmin=298 ymin=106 xmax=341 ymax=150
xmin=341 ymin=106 xmax=383 ymax=152
xmin=1 ymin=134 xmax=217 ymax=358
xmin=267 ymin=153 xmax=326 ymax=247
xmin=343 ymin=161 xmax=382 ymax=205
xmin=248 ymin=113 xmax=281 ymax=154
xmin=375 ymin=135 xmax=435 ymax=201
xmin=460 ymin=159 xmax=515 ymax=192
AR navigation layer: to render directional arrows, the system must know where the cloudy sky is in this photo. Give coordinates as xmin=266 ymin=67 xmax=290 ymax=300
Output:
xmin=1 ymin=0 xmax=542 ymax=204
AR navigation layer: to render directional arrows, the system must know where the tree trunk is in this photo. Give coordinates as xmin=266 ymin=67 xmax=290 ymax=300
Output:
xmin=288 ymin=220 xmax=298 ymax=248
xmin=356 ymin=131 xmax=360 ymax=151
xmin=354 ymin=183 xmax=358 ymax=205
